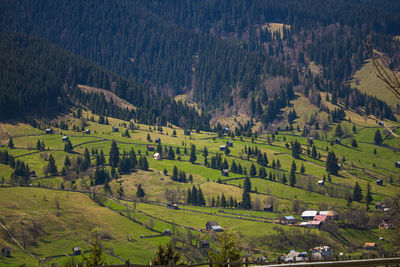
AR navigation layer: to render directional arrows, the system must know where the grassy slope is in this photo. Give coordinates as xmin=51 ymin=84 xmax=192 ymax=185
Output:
xmin=0 ymin=187 xmax=169 ymax=266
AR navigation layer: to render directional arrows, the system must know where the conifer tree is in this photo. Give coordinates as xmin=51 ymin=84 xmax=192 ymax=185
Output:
xmin=326 ymin=151 xmax=339 ymax=175
xmin=366 ymin=183 xmax=373 ymax=204
xmin=353 ymin=182 xmax=363 ymax=202
xmin=374 ymin=129 xmax=383 ymax=145
xmin=136 ymin=184 xmax=145 ymax=198
xmin=47 ymin=154 xmax=58 ymax=175
xmin=109 ymin=140 xmax=120 ymax=167
xmin=289 ymin=160 xmax=296 ymax=187
xmin=189 ymin=144 xmax=196 ymax=164
xmin=8 ymin=137 xmax=14 ymax=148
xmin=250 ymin=163 xmax=257 ymax=177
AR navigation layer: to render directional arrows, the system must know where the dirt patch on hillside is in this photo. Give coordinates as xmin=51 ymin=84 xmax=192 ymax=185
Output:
xmin=78 ymin=85 xmax=136 ymax=110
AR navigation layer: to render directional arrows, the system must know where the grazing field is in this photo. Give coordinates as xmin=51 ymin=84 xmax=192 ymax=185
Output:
xmin=0 ymin=106 xmax=399 ymax=265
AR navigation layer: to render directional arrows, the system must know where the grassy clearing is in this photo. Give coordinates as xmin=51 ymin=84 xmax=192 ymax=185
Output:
xmin=0 ymin=187 xmax=169 ymax=266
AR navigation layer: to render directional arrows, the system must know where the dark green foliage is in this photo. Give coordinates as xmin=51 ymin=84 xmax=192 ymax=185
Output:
xmin=187 ymin=185 xmax=206 ymax=206
xmin=8 ymin=137 xmax=14 ymax=148
xmin=136 ymin=184 xmax=145 ymax=198
xmin=250 ymin=163 xmax=257 ymax=177
xmin=139 ymin=156 xmax=149 ymax=170
xmin=291 ymin=140 xmax=302 ymax=159
xmin=335 ymin=124 xmax=344 ymax=138
xmin=94 ymin=167 xmax=110 ymax=185
xmin=189 ymin=144 xmax=197 ymax=164
xmin=289 ymin=160 xmax=296 ymax=187
xmin=168 ymin=146 xmax=175 ymax=160
xmin=46 ymin=154 xmax=58 ymax=175
xmin=353 ymin=182 xmax=363 ymax=202
xmin=10 ymin=160 xmax=30 ymax=185
xmin=64 ymin=140 xmax=73 ymax=153
xmin=366 ymin=183 xmax=373 ymax=204
xmin=109 ymin=140 xmax=119 ymax=167
xmin=152 ymin=242 xmax=181 ymax=265
xmin=326 ymin=151 xmax=339 ymax=175
xmin=242 ymin=177 xmax=252 ymax=209
xmin=374 ymin=129 xmax=383 ymax=145
xmin=351 ymin=139 xmax=358 ymax=148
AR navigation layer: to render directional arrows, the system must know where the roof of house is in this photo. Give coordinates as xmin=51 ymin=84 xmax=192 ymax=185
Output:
xmin=364 ymin=243 xmax=376 ymax=247
xmin=154 ymin=153 xmax=160 ymax=157
xmin=220 ymin=145 xmax=226 ymax=148
xmin=313 ymin=215 xmax=328 ymax=222
xmin=211 ymin=225 xmax=222 ymax=231
xmin=318 ymin=180 xmax=324 ymax=184
xmin=73 ymin=247 xmax=81 ymax=251
xmin=299 ymin=222 xmax=308 ymax=226
xmin=222 ymin=169 xmax=229 ymax=172
xmin=308 ymin=221 xmax=322 ymax=226
xmin=284 ymin=216 xmax=295 ymax=220
xmin=207 ymin=221 xmax=219 ymax=226
xmin=302 ymin=210 xmax=318 ymax=217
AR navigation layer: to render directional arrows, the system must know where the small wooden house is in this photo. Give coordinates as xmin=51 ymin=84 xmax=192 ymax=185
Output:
xmin=167 ymin=203 xmax=178 ymax=210
xmin=1 ymin=247 xmax=11 ymax=257
xmin=147 ymin=145 xmax=155 ymax=151
xmin=224 ymin=127 xmax=230 ymax=133
xmin=219 ymin=145 xmax=226 ymax=151
xmin=263 ymin=204 xmax=273 ymax=212
xmin=376 ymin=179 xmax=383 ymax=186
xmin=301 ymin=210 xmax=318 ymax=220
xmin=84 ymin=129 xmax=91 ymax=134
xmin=184 ymin=129 xmax=191 ymax=136
xmin=206 ymin=221 xmax=223 ymax=232
xmin=281 ymin=216 xmax=296 ymax=225
xmin=221 ymin=169 xmax=229 ymax=177
xmin=112 ymin=126 xmax=119 ymax=132
xmin=72 ymin=246 xmax=81 ymax=256
xmin=30 ymin=171 xmax=37 ymax=178
xmin=335 ymin=138 xmax=341 ymax=144
xmin=154 ymin=153 xmax=161 ymax=160
xmin=378 ymin=121 xmax=384 ymax=126
xmin=155 ymin=138 xmax=161 ymax=143
xmin=45 ymin=128 xmax=54 ymax=134
xmin=396 ymin=161 xmax=400 ymax=168
xmin=318 ymin=180 xmax=325 ymax=186
xmin=163 ymin=229 xmax=172 ymax=235
xmin=226 ymin=141 xmax=233 ymax=147
xmin=199 ymin=240 xmax=210 ymax=249
xmin=62 ymin=136 xmax=69 ymax=142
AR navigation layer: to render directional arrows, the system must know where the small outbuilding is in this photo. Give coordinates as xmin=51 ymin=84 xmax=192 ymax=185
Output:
xmin=226 ymin=141 xmax=233 ymax=147
xmin=1 ymin=247 xmax=11 ymax=257
xmin=375 ymin=202 xmax=386 ymax=210
xmin=72 ymin=247 xmax=81 ymax=256
xmin=301 ymin=210 xmax=318 ymax=220
xmin=318 ymin=180 xmax=325 ymax=186
xmin=219 ymin=145 xmax=226 ymax=151
xmin=155 ymin=138 xmax=161 ymax=143
xmin=154 ymin=153 xmax=161 ymax=160
xmin=62 ymin=136 xmax=69 ymax=142
xmin=307 ymin=220 xmax=322 ymax=229
xmin=281 ymin=216 xmax=296 ymax=225
xmin=163 ymin=229 xmax=172 ymax=235
xmin=45 ymin=128 xmax=54 ymax=134
xmin=313 ymin=215 xmax=328 ymax=223
xmin=167 ymin=203 xmax=179 ymax=210
xmin=376 ymin=179 xmax=383 ymax=186
xmin=335 ymin=138 xmax=341 ymax=144
xmin=221 ymin=169 xmax=229 ymax=177
xmin=396 ymin=161 xmax=400 ymax=168
xmin=263 ymin=204 xmax=273 ymax=212
xmin=84 ymin=129 xmax=91 ymax=134
xmin=378 ymin=121 xmax=384 ymax=126
xmin=224 ymin=127 xmax=230 ymax=133
xmin=112 ymin=126 xmax=119 ymax=132
xmin=184 ymin=129 xmax=191 ymax=136
xmin=29 ymin=171 xmax=37 ymax=178
xmin=310 ymin=246 xmax=334 ymax=261
xmin=206 ymin=221 xmax=223 ymax=232
xmin=147 ymin=145 xmax=155 ymax=151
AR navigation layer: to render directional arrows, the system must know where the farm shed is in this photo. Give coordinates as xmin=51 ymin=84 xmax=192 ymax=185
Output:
xmin=112 ymin=126 xmax=119 ymax=132
xmin=1 ymin=247 xmax=11 ymax=257
xmin=184 ymin=129 xmax=191 ymax=136
xmin=62 ymin=136 xmax=69 ymax=142
xmin=301 ymin=210 xmax=318 ymax=220
xmin=154 ymin=153 xmax=161 ymax=160
xmin=226 ymin=141 xmax=233 ymax=147
xmin=72 ymin=246 xmax=81 ymax=255
xmin=221 ymin=169 xmax=229 ymax=176
xmin=206 ymin=221 xmax=223 ymax=232
xmin=45 ymin=128 xmax=53 ymax=134
xmin=155 ymin=138 xmax=161 ymax=143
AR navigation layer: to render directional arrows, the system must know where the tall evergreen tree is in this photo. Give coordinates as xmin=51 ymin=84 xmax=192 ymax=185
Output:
xmin=374 ymin=129 xmax=383 ymax=145
xmin=326 ymin=151 xmax=339 ymax=175
xmin=47 ymin=154 xmax=58 ymax=175
xmin=289 ymin=160 xmax=296 ymax=187
xmin=109 ymin=140 xmax=120 ymax=167
xmin=353 ymin=182 xmax=363 ymax=202
xmin=189 ymin=144 xmax=197 ymax=164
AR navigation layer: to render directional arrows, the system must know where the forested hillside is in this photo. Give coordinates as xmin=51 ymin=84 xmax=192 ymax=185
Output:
xmin=0 ymin=0 xmax=399 ymax=125
xmin=0 ymin=34 xmax=209 ymax=129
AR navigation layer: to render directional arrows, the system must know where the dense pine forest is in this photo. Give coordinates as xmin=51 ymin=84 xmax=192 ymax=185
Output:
xmin=1 ymin=0 xmax=399 ymax=126
xmin=0 ymin=34 xmax=209 ymax=129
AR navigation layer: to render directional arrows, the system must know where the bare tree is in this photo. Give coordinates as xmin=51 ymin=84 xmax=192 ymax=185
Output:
xmin=370 ymin=46 xmax=400 ymax=100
